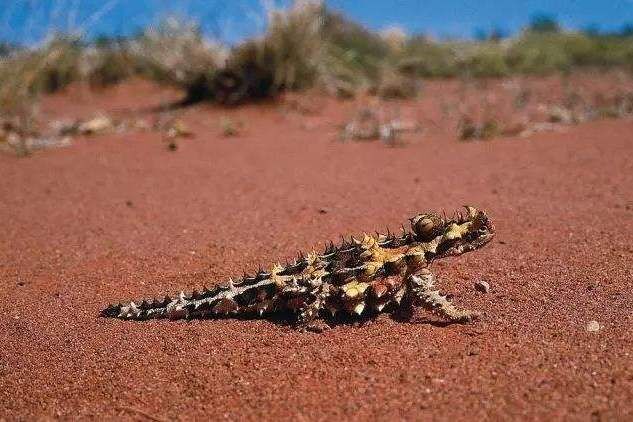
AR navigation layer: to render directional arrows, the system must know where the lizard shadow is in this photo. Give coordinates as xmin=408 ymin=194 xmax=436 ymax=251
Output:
xmin=192 ymin=310 xmax=461 ymax=330
xmin=188 ymin=309 xmax=378 ymax=329
xmin=389 ymin=311 xmax=458 ymax=328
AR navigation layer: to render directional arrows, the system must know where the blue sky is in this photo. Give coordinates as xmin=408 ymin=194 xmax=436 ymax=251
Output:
xmin=2 ymin=0 xmax=633 ymax=45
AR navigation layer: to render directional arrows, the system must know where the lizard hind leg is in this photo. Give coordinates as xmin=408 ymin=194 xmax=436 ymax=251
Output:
xmin=296 ymin=282 xmax=332 ymax=332
xmin=406 ymin=269 xmax=479 ymax=323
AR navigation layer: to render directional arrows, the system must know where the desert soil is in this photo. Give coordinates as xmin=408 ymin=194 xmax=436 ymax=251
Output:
xmin=1 ymin=78 xmax=632 ymax=421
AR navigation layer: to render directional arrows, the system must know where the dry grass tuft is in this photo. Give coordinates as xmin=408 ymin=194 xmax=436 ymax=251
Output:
xmin=458 ymin=116 xmax=502 ymax=141
xmin=214 ymin=1 xmax=325 ymax=104
xmin=341 ymin=104 xmax=419 ymax=145
xmin=372 ymin=67 xmax=420 ymax=99
xmin=219 ymin=117 xmax=242 ymax=137
xmin=128 ymin=17 xmax=227 ymax=103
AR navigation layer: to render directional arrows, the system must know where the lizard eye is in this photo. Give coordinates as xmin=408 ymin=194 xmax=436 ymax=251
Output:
xmin=411 ymin=214 xmax=444 ymax=239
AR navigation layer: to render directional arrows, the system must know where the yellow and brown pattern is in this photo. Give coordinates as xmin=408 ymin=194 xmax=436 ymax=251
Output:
xmin=101 ymin=206 xmax=495 ymax=331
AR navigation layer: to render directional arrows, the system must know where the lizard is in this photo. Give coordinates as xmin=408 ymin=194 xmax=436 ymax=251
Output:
xmin=101 ymin=205 xmax=495 ymax=331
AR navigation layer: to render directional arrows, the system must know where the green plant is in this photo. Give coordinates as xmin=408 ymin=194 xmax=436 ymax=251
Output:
xmin=462 ymin=44 xmax=509 ymax=77
xmin=507 ymin=32 xmax=572 ymax=74
xmin=323 ymin=10 xmax=390 ymax=79
xmin=398 ymin=37 xmax=459 ymax=77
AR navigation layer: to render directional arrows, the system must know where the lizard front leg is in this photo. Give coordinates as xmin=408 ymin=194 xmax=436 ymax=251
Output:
xmin=404 ymin=268 xmax=478 ymax=323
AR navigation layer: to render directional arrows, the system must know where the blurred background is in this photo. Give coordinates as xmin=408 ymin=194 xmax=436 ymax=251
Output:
xmin=3 ymin=1 xmax=633 ymax=44
xmin=2 ymin=0 xmax=633 ymax=154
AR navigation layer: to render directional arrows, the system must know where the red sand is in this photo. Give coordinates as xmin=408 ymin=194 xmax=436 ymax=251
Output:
xmin=1 ymin=79 xmax=633 ymax=421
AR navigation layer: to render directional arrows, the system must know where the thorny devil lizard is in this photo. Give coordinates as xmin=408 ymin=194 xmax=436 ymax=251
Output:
xmin=101 ymin=206 xmax=495 ymax=331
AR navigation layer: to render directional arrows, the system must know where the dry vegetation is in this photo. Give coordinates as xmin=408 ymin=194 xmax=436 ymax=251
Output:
xmin=2 ymin=1 xmax=631 ymax=105
xmin=1 ymin=1 xmax=633 ymax=153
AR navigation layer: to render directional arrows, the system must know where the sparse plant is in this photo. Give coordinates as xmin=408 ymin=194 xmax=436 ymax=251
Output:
xmin=2 ymin=0 xmax=633 ymax=122
xmin=513 ymin=87 xmax=532 ymax=109
xmin=379 ymin=26 xmax=407 ymax=54
xmin=322 ymin=10 xmax=389 ymax=81
xmin=458 ymin=116 xmax=478 ymax=141
xmin=372 ymin=67 xmax=420 ymax=99
xmin=220 ymin=117 xmax=241 ymax=137
xmin=341 ymin=107 xmax=381 ymax=141
xmin=0 ymin=115 xmax=74 ymax=157
xmin=616 ymin=92 xmax=633 ymax=115
xmin=0 ymin=42 xmax=19 ymax=57
xmin=341 ymin=105 xmax=418 ymax=144
xmin=458 ymin=116 xmax=501 ymax=141
xmin=84 ymin=44 xmax=137 ymax=87
xmin=128 ymin=16 xmax=227 ymax=103
xmin=0 ymin=35 xmax=82 ymax=108
xmin=528 ymin=14 xmax=561 ymax=33
xmin=398 ymin=37 xmax=459 ymax=78
xmin=215 ymin=0 xmax=325 ymax=104
xmin=462 ymin=44 xmax=510 ymax=78
xmin=547 ymin=105 xmax=577 ymax=124
xmin=480 ymin=119 xmax=501 ymax=139
xmin=0 ymin=118 xmax=31 ymax=157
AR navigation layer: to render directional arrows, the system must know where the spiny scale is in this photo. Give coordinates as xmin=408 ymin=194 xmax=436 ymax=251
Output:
xmin=101 ymin=206 xmax=495 ymax=330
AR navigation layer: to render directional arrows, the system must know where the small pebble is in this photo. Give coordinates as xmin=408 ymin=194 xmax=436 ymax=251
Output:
xmin=586 ymin=320 xmax=601 ymax=332
xmin=474 ymin=280 xmax=490 ymax=293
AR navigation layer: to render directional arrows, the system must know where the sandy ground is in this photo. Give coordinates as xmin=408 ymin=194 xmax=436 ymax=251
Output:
xmin=1 ymin=79 xmax=633 ymax=421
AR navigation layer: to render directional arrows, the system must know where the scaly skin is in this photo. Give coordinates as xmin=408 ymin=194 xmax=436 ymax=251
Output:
xmin=101 ymin=206 xmax=495 ymax=331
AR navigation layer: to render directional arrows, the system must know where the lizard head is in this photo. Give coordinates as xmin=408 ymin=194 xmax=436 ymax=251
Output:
xmin=410 ymin=205 xmax=495 ymax=258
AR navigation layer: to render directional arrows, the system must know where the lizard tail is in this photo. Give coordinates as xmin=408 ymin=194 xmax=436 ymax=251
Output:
xmin=100 ymin=284 xmax=233 ymax=320
xmin=100 ymin=277 xmax=279 ymax=320
xmin=100 ymin=295 xmax=180 ymax=320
